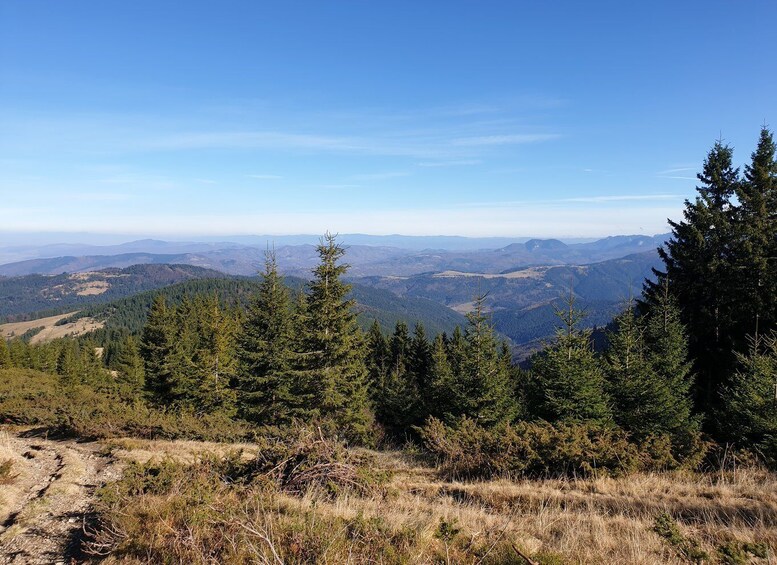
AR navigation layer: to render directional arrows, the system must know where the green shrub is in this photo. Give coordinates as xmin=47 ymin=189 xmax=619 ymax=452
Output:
xmin=419 ymin=416 xmax=642 ymax=479
xmin=653 ymin=512 xmax=709 ymax=563
xmin=717 ymin=540 xmax=769 ymax=564
xmin=0 ymin=368 xmax=249 ymax=441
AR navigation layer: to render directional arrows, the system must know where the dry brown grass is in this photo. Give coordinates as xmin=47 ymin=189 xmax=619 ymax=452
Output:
xmin=93 ymin=441 xmax=776 ymax=564
xmin=103 ymin=437 xmax=260 ymax=464
xmin=0 ymin=311 xmax=103 ymax=343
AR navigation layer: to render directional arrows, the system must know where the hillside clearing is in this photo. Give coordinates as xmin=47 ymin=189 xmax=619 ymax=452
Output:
xmin=0 ymin=313 xmax=103 ymax=344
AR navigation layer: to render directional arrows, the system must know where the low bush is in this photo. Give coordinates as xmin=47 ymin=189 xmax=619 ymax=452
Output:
xmin=418 ymin=416 xmax=693 ymax=479
xmin=0 ymin=368 xmax=249 ymax=442
xmin=248 ymin=425 xmax=391 ymax=496
xmin=653 ymin=512 xmax=709 ymax=563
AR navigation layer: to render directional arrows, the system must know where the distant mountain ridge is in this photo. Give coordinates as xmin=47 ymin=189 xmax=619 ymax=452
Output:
xmin=0 ymin=235 xmax=667 ymax=358
xmin=353 ymin=249 xmax=662 ymax=357
xmin=0 ymin=234 xmax=670 ymax=278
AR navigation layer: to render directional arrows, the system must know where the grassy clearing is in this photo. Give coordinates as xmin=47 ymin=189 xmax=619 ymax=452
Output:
xmin=86 ymin=434 xmax=775 ymax=564
xmin=0 ymin=312 xmax=103 ymax=343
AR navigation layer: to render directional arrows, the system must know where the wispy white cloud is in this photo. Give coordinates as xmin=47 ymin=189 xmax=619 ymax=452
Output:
xmin=194 ymin=178 xmax=217 ymax=184
xmin=351 ymin=171 xmax=410 ymax=181
xmin=656 ymin=167 xmax=695 ymax=175
xmin=67 ymin=192 xmax=131 ymax=202
xmin=146 ymin=131 xmax=359 ymax=152
xmin=246 ymin=174 xmax=283 ymax=180
xmin=451 ymin=133 xmax=561 ymax=146
xmin=561 ymin=193 xmax=683 ymax=203
xmin=460 ymin=193 xmax=685 ymax=208
xmin=96 ymin=175 xmax=177 ymax=190
xmin=655 ymin=166 xmax=697 ymax=181
xmin=417 ymin=159 xmax=482 ymax=167
xmin=309 ymin=184 xmax=362 ymax=190
xmin=1 ymin=104 xmax=564 ymax=161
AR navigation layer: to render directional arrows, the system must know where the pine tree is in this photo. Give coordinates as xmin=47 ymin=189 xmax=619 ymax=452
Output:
xmin=410 ymin=323 xmax=433 ymax=400
xmin=166 ymin=297 xmax=200 ymax=407
xmin=365 ymin=320 xmax=390 ymax=400
xmin=8 ymin=339 xmax=31 ymax=369
xmin=0 ymin=338 xmax=11 ymax=369
xmin=645 ymin=140 xmax=740 ymax=408
xmin=446 ymin=325 xmax=466 ymax=378
xmin=529 ymin=293 xmax=611 ymax=424
xmin=721 ymin=334 xmax=777 ymax=466
xmin=302 ymin=233 xmax=373 ymax=442
xmin=79 ymin=338 xmax=107 ymax=386
xmin=459 ymin=296 xmax=517 ymax=426
xmin=56 ymin=339 xmax=83 ymax=387
xmin=193 ymin=296 xmax=238 ymax=416
xmin=389 ymin=321 xmax=411 ymax=380
xmin=237 ymin=252 xmax=306 ymax=424
xmin=428 ymin=333 xmax=459 ymax=423
xmin=605 ymin=301 xmax=697 ymax=449
xmin=114 ymin=335 xmax=145 ymax=396
xmin=734 ymin=127 xmax=777 ymax=343
xmin=642 ymin=282 xmax=698 ymax=439
xmin=140 ymin=295 xmax=175 ymax=403
xmin=374 ymin=321 xmax=420 ymax=436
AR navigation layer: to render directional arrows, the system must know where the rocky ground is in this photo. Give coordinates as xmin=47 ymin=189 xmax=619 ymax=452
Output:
xmin=0 ymin=430 xmax=120 ymax=564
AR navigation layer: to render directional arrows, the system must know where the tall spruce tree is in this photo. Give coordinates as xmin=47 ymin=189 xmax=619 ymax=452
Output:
xmin=140 ymin=295 xmax=175 ymax=403
xmin=375 ymin=322 xmax=408 ymax=432
xmin=193 ymin=296 xmax=238 ymax=416
xmin=237 ymin=252 xmax=307 ymax=424
xmin=114 ymin=335 xmax=145 ymax=397
xmin=646 ymin=140 xmax=740 ymax=408
xmin=428 ymin=333 xmax=459 ymax=423
xmin=166 ymin=297 xmax=200 ymax=407
xmin=8 ymin=339 xmax=31 ymax=369
xmin=604 ymin=305 xmax=654 ymax=433
xmin=303 ymin=233 xmax=373 ymax=442
xmin=642 ymin=282 xmax=698 ymax=441
xmin=459 ymin=296 xmax=517 ymax=426
xmin=56 ymin=339 xmax=83 ymax=387
xmin=605 ymin=300 xmax=698 ymax=451
xmin=734 ymin=127 xmax=777 ymax=343
xmin=365 ymin=320 xmax=390 ymax=402
xmin=410 ymin=323 xmax=433 ymax=406
xmin=721 ymin=334 xmax=777 ymax=466
xmin=529 ymin=293 xmax=611 ymax=424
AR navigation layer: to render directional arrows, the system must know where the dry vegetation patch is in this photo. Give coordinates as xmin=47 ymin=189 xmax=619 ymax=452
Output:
xmin=84 ymin=438 xmax=775 ymax=564
xmin=0 ymin=312 xmax=104 ymax=343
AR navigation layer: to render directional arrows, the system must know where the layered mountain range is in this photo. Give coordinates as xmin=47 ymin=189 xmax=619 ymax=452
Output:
xmin=0 ymin=233 xmax=669 ymax=358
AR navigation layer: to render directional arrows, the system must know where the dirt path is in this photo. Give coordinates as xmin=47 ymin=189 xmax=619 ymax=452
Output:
xmin=0 ymin=431 xmax=121 ymax=564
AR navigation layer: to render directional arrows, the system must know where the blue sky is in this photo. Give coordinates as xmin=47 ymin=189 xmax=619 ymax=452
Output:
xmin=1 ymin=1 xmax=775 ymax=239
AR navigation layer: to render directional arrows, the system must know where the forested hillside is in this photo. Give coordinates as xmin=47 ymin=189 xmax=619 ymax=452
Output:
xmin=0 ymin=264 xmax=228 ymax=322
xmin=356 ymin=249 xmax=660 ymax=351
xmin=57 ymin=275 xmax=467 ymax=346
